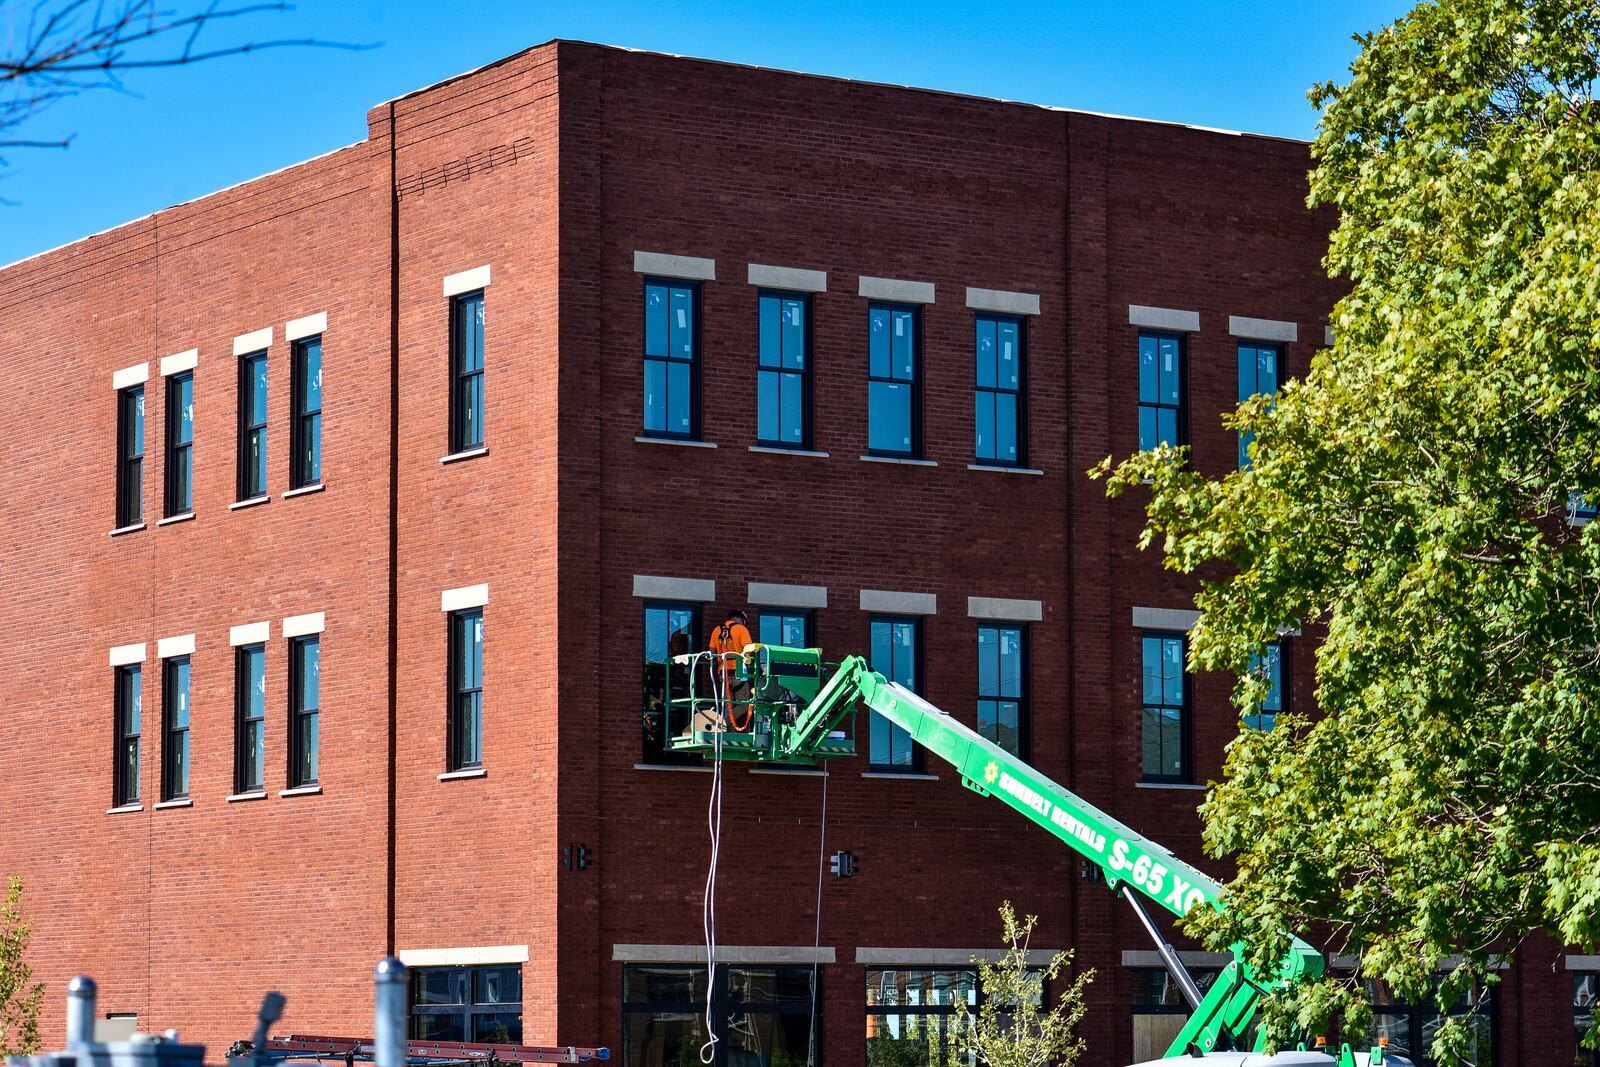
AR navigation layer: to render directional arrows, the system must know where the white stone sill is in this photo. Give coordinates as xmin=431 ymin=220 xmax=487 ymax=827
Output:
xmin=967 ymin=464 xmax=1044 ymax=476
xmin=439 ymin=768 xmax=487 ymax=781
xmin=283 ymin=483 xmax=326 ymax=499
xmin=636 ymin=436 xmax=716 ymax=449
xmin=229 ymin=495 xmax=270 ymax=511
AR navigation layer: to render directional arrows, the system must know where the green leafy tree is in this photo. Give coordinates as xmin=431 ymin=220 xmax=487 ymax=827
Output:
xmin=0 ymin=877 xmax=43 ymax=1055
xmin=958 ymin=903 xmax=1092 ymax=1067
xmin=1098 ymin=0 xmax=1600 ymax=1059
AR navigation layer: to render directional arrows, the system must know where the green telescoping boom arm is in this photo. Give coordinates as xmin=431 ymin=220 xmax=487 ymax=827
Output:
xmin=775 ymin=653 xmax=1325 ymax=1059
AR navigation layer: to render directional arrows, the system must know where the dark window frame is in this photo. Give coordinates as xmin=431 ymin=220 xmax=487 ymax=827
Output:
xmin=976 ymin=622 xmax=1029 ymax=759
xmin=161 ymin=655 xmax=190 ymax=801
xmin=163 ymin=371 xmax=194 ymax=517
xmin=641 ymin=277 xmax=703 ymax=441
xmin=641 ymin=600 xmax=702 ymax=766
xmin=449 ymin=291 xmax=486 ymax=454
xmin=974 ymin=312 xmax=1028 ymax=467
xmin=868 ymin=614 xmax=925 ymax=773
xmin=290 ymin=335 xmax=323 ymax=489
xmin=1137 ymin=330 xmax=1188 ymax=453
xmin=1236 ymin=339 xmax=1283 ymax=468
xmin=865 ymin=966 xmax=1041 ymax=1067
xmin=235 ymin=644 xmax=267 ymax=794
xmin=866 ymin=302 xmax=923 ymax=458
xmin=755 ymin=608 xmax=814 ymax=649
xmin=410 ymin=964 xmax=523 ymax=1044
xmin=237 ymin=349 xmax=268 ymax=501
xmin=623 ymin=962 xmax=820 ymax=1067
xmin=113 ymin=665 xmax=142 ymax=806
xmin=447 ymin=607 xmax=485 ymax=772
xmin=116 ymin=385 xmax=144 ymax=527
xmin=756 ymin=289 xmax=814 ymax=450
xmin=1140 ymin=630 xmax=1191 ymax=784
xmin=288 ymin=635 xmax=321 ymax=788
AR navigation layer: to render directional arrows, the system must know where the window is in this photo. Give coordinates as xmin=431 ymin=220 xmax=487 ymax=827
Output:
xmin=1236 ymin=341 xmax=1281 ymax=468
xmin=1140 ymin=632 xmax=1188 ymax=782
xmin=411 ymin=965 xmax=521 ymax=1043
xmin=977 ymin=624 xmax=1026 ymax=757
xmin=643 ymin=280 xmax=699 ymax=438
xmin=1243 ymin=642 xmax=1286 ymax=732
xmin=975 ymin=315 xmax=1025 ymax=466
xmin=164 ymin=372 xmax=194 ymax=516
xmin=237 ymin=350 xmax=268 ymax=500
xmin=448 ymin=608 xmax=484 ymax=771
xmin=288 ymin=636 xmax=320 ymax=787
xmin=865 ymin=968 xmax=975 ymax=1067
xmin=161 ymin=656 xmax=191 ymax=801
xmin=642 ymin=602 xmax=700 ymax=764
xmin=1130 ymin=968 xmax=1221 ymax=1063
xmin=450 ymin=291 xmax=486 ymax=453
xmin=757 ymin=291 xmax=811 ymax=448
xmin=868 ymin=304 xmax=920 ymax=457
xmin=624 ymin=963 xmax=816 ymax=1067
xmin=869 ymin=616 xmax=921 ymax=771
xmin=1577 ymin=972 xmax=1597 ymax=1067
xmin=235 ymin=645 xmax=266 ymax=794
xmin=290 ymin=336 xmax=322 ymax=488
xmin=1138 ymin=331 xmax=1185 ymax=452
xmin=757 ymin=609 xmax=812 ymax=648
xmin=1352 ymin=976 xmax=1495 ymax=1067
xmin=113 ymin=666 xmax=141 ymax=806
xmin=116 ymin=386 xmax=144 ymax=527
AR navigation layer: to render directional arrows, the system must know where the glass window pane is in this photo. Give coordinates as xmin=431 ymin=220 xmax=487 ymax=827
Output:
xmin=891 ymin=310 xmax=914 ymax=380
xmin=171 ymin=661 xmax=190 ymax=728
xmin=1238 ymin=345 xmax=1256 ymax=402
xmin=1162 ymin=638 xmax=1184 ymax=704
xmin=644 ymin=285 xmax=667 ymax=357
xmin=781 ymin=298 xmax=805 ymax=370
xmin=1259 ymin=349 xmax=1278 ymax=395
xmin=643 ymin=360 xmax=666 ymax=432
xmin=997 ymin=320 xmax=1020 ymax=389
xmin=474 ymin=967 xmax=521 ymax=1004
xmin=623 ymin=964 xmax=708 ymax=1005
xmin=302 ymin=340 xmax=323 ymax=413
xmin=869 ymin=307 xmax=890 ymax=378
xmin=976 ymin=319 xmax=997 ymax=388
xmin=779 ymin=371 xmax=803 ymax=444
xmin=623 ymin=1012 xmax=704 ymax=1067
xmin=178 ymin=377 xmax=194 ymax=444
xmin=667 ymin=361 xmax=691 ymax=434
xmin=473 ymin=1014 xmax=522 ymax=1044
xmin=1157 ymin=407 xmax=1177 ymax=448
xmin=1139 ymin=406 xmax=1157 ymax=452
xmin=869 ymin=381 xmax=911 ymax=454
xmin=995 ymin=393 xmax=1018 ymax=463
xmin=975 ymin=392 xmax=995 ymax=462
xmin=247 ymin=648 xmax=266 ymax=718
xmin=998 ymin=628 xmax=1022 ymax=698
xmin=1139 ymin=335 xmax=1159 ymax=404
xmin=298 ymin=642 xmax=320 ymax=709
xmin=978 ymin=627 xmax=998 ymax=699
xmin=250 ymin=356 xmax=268 ymax=424
xmin=305 ymin=413 xmax=322 ymax=483
xmin=300 ymin=712 xmax=319 ymax=783
xmin=1142 ymin=637 xmax=1163 ymax=705
xmin=758 ymin=294 xmax=780 ymax=368
xmin=668 ymin=287 xmax=693 ymax=358
xmin=131 ymin=389 xmax=145 ymax=455
xmin=757 ymin=371 xmax=779 ymax=443
xmin=1159 ymin=337 xmax=1181 ymax=405
xmin=412 ymin=1014 xmax=465 ymax=1042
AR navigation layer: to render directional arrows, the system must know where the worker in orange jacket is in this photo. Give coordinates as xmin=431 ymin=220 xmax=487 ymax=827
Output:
xmin=707 ymin=608 xmax=754 ymax=730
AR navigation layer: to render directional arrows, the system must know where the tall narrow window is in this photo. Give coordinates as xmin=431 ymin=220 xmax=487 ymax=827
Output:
xmin=642 ymin=280 xmax=699 ymax=439
xmin=161 ymin=656 xmax=191 ymax=800
xmin=977 ymin=624 xmax=1026 ymax=757
xmin=1140 ymin=632 xmax=1188 ymax=782
xmin=1244 ymin=642 xmax=1286 ymax=732
xmin=235 ymin=644 xmax=266 ymax=793
xmin=116 ymin=386 xmax=144 ymax=527
xmin=290 ymin=336 xmax=322 ymax=488
xmin=238 ymin=350 xmax=268 ymax=500
xmin=450 ymin=291 xmax=485 ymax=453
xmin=114 ymin=665 xmax=141 ymax=806
xmin=643 ymin=602 xmax=700 ymax=765
xmin=975 ymin=315 xmax=1025 ymax=466
xmin=448 ymin=608 xmax=484 ymax=771
xmin=867 ymin=304 xmax=920 ymax=457
xmin=757 ymin=292 xmax=810 ymax=448
xmin=869 ymin=616 xmax=921 ymax=771
xmin=1138 ymin=332 xmax=1185 ymax=452
xmin=164 ymin=372 xmax=194 ymax=516
xmin=757 ymin=610 xmax=812 ymax=649
xmin=1575 ymin=972 xmax=1597 ymax=1067
xmin=1236 ymin=341 xmax=1281 ymax=468
xmin=289 ymin=636 xmax=320 ymax=787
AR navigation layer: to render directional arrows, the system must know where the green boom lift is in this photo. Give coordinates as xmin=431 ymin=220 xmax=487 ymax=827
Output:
xmin=663 ymin=644 xmax=1383 ymax=1067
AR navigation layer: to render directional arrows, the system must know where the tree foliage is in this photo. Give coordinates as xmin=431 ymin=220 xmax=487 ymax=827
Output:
xmin=0 ymin=877 xmax=42 ymax=1056
xmin=958 ymin=903 xmax=1092 ymax=1067
xmin=1098 ymin=0 xmax=1600 ymax=1059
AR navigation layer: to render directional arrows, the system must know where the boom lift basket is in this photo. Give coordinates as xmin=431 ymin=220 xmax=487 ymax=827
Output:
xmin=662 ymin=644 xmax=855 ymax=763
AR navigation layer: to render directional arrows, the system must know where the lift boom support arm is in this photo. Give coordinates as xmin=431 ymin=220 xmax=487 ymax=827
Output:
xmin=774 ymin=654 xmax=1324 ymax=1058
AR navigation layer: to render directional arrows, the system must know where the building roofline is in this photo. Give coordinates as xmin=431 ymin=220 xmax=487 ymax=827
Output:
xmin=378 ymin=38 xmax=1310 ymax=146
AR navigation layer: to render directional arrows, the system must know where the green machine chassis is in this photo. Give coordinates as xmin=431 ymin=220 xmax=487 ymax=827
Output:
xmin=666 ymin=646 xmax=1330 ymax=1060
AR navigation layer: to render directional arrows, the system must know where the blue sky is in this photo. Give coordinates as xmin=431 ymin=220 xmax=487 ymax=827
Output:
xmin=2 ymin=0 xmax=1408 ymax=264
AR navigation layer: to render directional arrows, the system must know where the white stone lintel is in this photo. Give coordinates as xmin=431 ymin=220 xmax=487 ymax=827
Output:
xmin=441 ymin=584 xmax=490 ymax=612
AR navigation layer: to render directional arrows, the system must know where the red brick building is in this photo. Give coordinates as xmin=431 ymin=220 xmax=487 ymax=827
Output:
xmin=0 ymin=40 xmax=1585 ymax=1067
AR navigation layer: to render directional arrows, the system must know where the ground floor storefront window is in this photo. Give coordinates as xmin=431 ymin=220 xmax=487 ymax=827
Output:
xmin=865 ymin=968 xmax=976 ymax=1067
xmin=1353 ymin=977 xmax=1494 ymax=1067
xmin=622 ymin=963 xmax=818 ymax=1067
xmin=410 ymin=964 xmax=522 ymax=1043
xmin=1129 ymin=967 xmax=1219 ymax=1062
